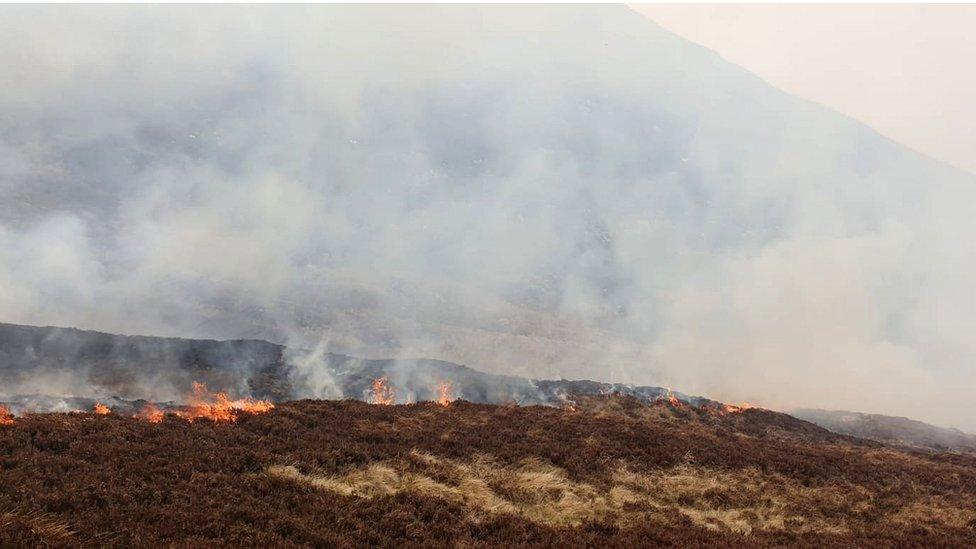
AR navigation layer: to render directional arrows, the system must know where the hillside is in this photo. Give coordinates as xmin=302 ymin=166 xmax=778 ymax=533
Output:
xmin=2 ymin=6 xmax=976 ymax=431
xmin=0 ymin=321 xmax=713 ymax=410
xmin=1 ymin=397 xmax=975 ymax=547
xmin=5 ymin=320 xmax=975 ymax=455
xmin=793 ymin=409 xmax=976 ymax=453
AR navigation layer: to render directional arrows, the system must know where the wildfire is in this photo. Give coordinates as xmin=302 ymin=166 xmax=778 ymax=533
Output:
xmin=435 ymin=381 xmax=456 ymax=406
xmin=93 ymin=403 xmax=111 ymax=415
xmin=134 ymin=403 xmax=164 ymax=423
xmin=130 ymin=382 xmax=274 ymax=423
xmin=370 ymin=376 xmax=396 ymax=405
xmin=721 ymin=402 xmax=756 ymax=414
xmin=0 ymin=405 xmax=13 ymax=425
xmin=660 ymin=387 xmax=681 ymax=407
xmin=171 ymin=382 xmax=274 ymax=422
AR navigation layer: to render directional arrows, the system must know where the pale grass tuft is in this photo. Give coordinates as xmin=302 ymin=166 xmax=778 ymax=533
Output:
xmin=0 ymin=507 xmax=76 ymax=542
xmin=889 ymin=496 xmax=976 ymax=529
xmin=267 ymin=451 xmax=966 ymax=536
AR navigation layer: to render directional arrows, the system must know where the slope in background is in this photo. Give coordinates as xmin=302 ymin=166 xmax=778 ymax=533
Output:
xmin=0 ymin=5 xmax=974 ymax=430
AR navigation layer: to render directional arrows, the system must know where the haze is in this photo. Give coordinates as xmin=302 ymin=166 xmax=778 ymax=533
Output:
xmin=633 ymin=4 xmax=976 ymax=175
xmin=1 ymin=5 xmax=974 ymax=431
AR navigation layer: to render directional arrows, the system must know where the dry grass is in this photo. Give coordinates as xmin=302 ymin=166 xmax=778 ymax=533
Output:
xmin=611 ymin=463 xmax=868 ymax=534
xmin=889 ymin=496 xmax=976 ymax=530
xmin=268 ymin=450 xmax=886 ymax=535
xmin=0 ymin=507 xmax=76 ymax=545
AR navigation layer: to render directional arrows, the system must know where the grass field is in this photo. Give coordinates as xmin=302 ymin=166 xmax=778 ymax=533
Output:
xmin=1 ymin=396 xmax=974 ymax=547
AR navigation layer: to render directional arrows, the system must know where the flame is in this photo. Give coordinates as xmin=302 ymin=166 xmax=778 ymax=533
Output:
xmin=660 ymin=387 xmax=681 ymax=407
xmin=0 ymin=405 xmax=13 ymax=425
xmin=134 ymin=403 xmax=164 ymax=423
xmin=93 ymin=403 xmax=111 ymax=415
xmin=722 ymin=402 xmax=756 ymax=414
xmin=371 ymin=376 xmax=395 ymax=405
xmin=129 ymin=383 xmax=273 ymax=423
xmin=435 ymin=381 xmax=455 ymax=406
xmin=708 ymin=402 xmax=757 ymax=415
xmin=172 ymin=382 xmax=274 ymax=422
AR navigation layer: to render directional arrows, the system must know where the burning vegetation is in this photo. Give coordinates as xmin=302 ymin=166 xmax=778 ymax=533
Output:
xmin=720 ymin=402 xmax=756 ymax=415
xmin=660 ymin=387 xmax=682 ymax=407
xmin=170 ymin=382 xmax=274 ymax=422
xmin=370 ymin=376 xmax=396 ymax=405
xmin=0 ymin=381 xmax=274 ymax=426
xmin=435 ymin=380 xmax=456 ymax=406
xmin=133 ymin=403 xmax=164 ymax=424
xmin=126 ymin=382 xmax=275 ymax=423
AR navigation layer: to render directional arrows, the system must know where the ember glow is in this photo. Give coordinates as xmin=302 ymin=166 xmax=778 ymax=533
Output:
xmin=0 ymin=405 xmax=13 ymax=425
xmin=93 ymin=403 xmax=111 ymax=415
xmin=435 ymin=381 xmax=456 ymax=406
xmin=371 ymin=377 xmax=396 ymax=405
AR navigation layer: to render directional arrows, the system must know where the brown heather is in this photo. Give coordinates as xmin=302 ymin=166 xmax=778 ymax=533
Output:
xmin=1 ymin=395 xmax=975 ymax=547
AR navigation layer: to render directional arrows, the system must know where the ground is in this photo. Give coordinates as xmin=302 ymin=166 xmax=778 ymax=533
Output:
xmin=1 ymin=396 xmax=975 ymax=547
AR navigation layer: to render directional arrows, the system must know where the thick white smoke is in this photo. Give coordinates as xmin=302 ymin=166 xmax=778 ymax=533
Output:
xmin=1 ymin=5 xmax=974 ymax=429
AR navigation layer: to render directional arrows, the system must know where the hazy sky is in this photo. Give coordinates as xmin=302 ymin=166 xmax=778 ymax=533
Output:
xmin=633 ymin=4 xmax=976 ymax=174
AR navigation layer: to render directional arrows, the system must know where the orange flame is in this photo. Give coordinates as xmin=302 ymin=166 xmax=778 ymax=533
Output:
xmin=721 ymin=402 xmax=756 ymax=414
xmin=172 ymin=382 xmax=274 ymax=422
xmin=371 ymin=376 xmax=395 ymax=405
xmin=130 ymin=383 xmax=273 ymax=424
xmin=134 ymin=403 xmax=164 ymax=423
xmin=660 ymin=387 xmax=681 ymax=407
xmin=435 ymin=381 xmax=455 ymax=406
xmin=0 ymin=405 xmax=13 ymax=425
xmin=93 ymin=403 xmax=111 ymax=415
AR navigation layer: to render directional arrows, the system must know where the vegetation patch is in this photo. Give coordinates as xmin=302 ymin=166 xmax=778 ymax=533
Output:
xmin=1 ymin=397 xmax=975 ymax=547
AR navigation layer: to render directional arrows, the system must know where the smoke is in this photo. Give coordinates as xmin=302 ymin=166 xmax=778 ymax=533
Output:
xmin=284 ymin=338 xmax=342 ymax=400
xmin=1 ymin=5 xmax=975 ymax=430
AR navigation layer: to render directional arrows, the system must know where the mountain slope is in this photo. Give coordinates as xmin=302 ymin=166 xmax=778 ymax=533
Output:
xmin=1 ymin=4 xmax=975 ymax=428
xmin=0 ymin=321 xmax=709 ymax=410
xmin=3 ymin=320 xmax=975 ymax=454
xmin=793 ymin=408 xmax=976 ymax=453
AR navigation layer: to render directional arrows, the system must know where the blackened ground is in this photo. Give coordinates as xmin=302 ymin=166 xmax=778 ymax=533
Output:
xmin=0 ymin=396 xmax=974 ymax=547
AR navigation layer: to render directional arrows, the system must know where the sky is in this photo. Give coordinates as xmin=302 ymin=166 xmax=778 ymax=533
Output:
xmin=632 ymin=4 xmax=976 ymax=174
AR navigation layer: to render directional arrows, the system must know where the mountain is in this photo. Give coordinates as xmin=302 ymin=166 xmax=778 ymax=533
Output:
xmin=1 ymin=4 xmax=975 ymax=429
xmin=793 ymin=408 xmax=976 ymax=453
xmin=0 ymin=321 xmax=291 ymax=403
xmin=0 ymin=321 xmax=714 ymax=411
xmin=5 ymin=320 xmax=976 ymax=455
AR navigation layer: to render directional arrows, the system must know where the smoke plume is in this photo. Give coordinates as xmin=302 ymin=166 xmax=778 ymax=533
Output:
xmin=1 ymin=5 xmax=974 ymax=429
